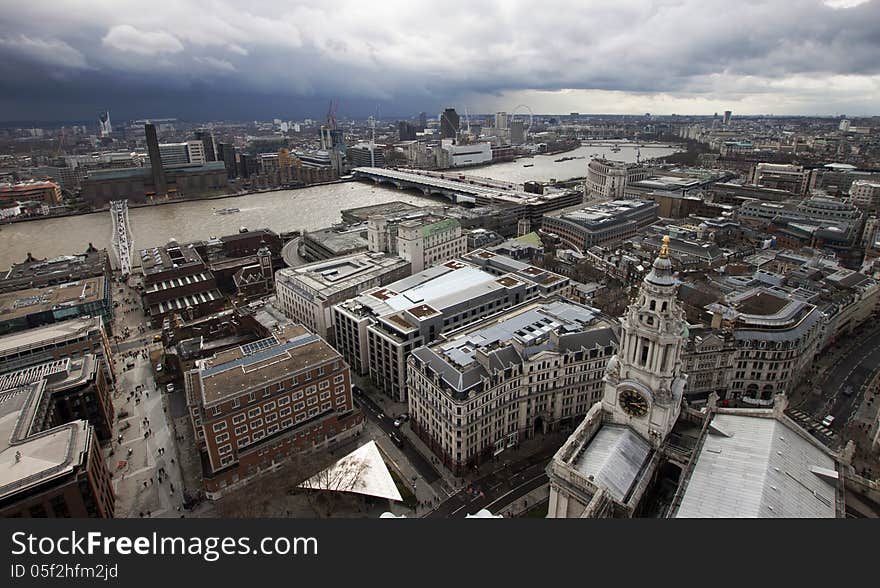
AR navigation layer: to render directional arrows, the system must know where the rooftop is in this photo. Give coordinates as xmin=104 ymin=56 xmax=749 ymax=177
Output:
xmin=572 ymin=425 xmax=652 ymax=503
xmin=195 ymin=324 xmax=342 ymax=405
xmin=675 ymin=412 xmax=839 ymax=518
xmin=276 ymin=252 xmax=410 ymax=301
xmin=411 ymin=300 xmax=616 ymax=395
xmin=0 ymin=380 xmax=90 ymax=502
xmin=0 ymin=317 xmax=103 ymax=358
xmin=139 ymin=242 xmax=205 ymax=276
xmin=0 ymin=277 xmax=106 ymax=322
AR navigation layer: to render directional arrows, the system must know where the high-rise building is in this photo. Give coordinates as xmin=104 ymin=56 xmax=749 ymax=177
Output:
xmin=145 ymin=123 xmax=167 ymax=197
xmin=723 ymin=110 xmax=732 ymax=125
xmin=510 ymin=120 xmax=525 ymax=144
xmin=494 ymin=111 xmax=508 ymax=130
xmin=98 ymin=111 xmax=112 ymax=137
xmin=418 ymin=112 xmax=427 ymax=130
xmin=195 ymin=130 xmax=217 ymax=162
xmin=217 ymin=143 xmax=238 ymax=179
xmin=397 ymin=121 xmax=417 ymax=141
xmin=839 ymin=119 xmax=851 ymax=132
xmin=440 ymin=108 xmax=460 ymax=140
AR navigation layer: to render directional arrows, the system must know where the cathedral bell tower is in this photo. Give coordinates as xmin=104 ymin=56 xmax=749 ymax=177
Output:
xmin=602 ymin=236 xmax=687 ymax=446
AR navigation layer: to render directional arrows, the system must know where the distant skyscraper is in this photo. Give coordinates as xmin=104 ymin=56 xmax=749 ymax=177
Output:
xmin=440 ymin=108 xmax=459 ymax=140
xmin=397 ymin=121 xmax=417 ymax=141
xmin=839 ymin=119 xmax=851 ymax=132
xmin=98 ymin=111 xmax=112 ymax=137
xmin=510 ymin=120 xmax=525 ymax=144
xmin=494 ymin=112 xmax=508 ymax=130
xmin=194 ymin=130 xmax=217 ymax=162
xmin=144 ymin=123 xmax=167 ymax=197
xmin=418 ymin=112 xmax=427 ymax=130
xmin=217 ymin=142 xmax=238 ymax=179
xmin=723 ymin=110 xmax=732 ymax=125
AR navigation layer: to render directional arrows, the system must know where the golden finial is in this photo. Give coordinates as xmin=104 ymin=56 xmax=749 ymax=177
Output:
xmin=659 ymin=235 xmax=670 ymax=259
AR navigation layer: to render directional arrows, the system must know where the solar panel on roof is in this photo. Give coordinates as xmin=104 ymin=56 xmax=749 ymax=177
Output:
xmin=241 ymin=335 xmax=279 ymax=356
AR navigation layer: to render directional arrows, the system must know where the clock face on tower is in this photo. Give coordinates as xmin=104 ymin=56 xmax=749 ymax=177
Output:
xmin=619 ymin=389 xmax=649 ymax=418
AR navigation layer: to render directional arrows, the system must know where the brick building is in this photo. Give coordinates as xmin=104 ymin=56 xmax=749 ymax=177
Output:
xmin=184 ymin=323 xmax=364 ymax=498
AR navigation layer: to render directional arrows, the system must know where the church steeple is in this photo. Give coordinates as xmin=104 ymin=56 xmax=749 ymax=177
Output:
xmin=602 ymin=235 xmax=688 ymax=446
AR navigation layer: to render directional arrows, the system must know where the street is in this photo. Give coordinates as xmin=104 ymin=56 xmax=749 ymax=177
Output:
xmin=426 ymin=442 xmax=560 ymax=518
xmin=792 ymin=322 xmax=880 ymax=448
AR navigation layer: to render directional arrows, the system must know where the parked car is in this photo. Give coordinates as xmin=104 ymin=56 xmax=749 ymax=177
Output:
xmin=398 ymin=413 xmax=410 ymax=422
xmin=390 ymin=432 xmax=405 ymax=447
xmin=393 ymin=419 xmax=403 ymax=428
xmin=843 ymin=385 xmax=854 ymax=397
xmin=166 ymin=383 xmax=175 ymax=393
xmin=155 ymin=363 xmax=163 ymax=372
xmin=821 ymin=415 xmax=835 ymax=427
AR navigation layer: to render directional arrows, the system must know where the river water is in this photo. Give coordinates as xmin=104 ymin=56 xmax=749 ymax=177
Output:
xmin=0 ymin=141 xmax=680 ymax=269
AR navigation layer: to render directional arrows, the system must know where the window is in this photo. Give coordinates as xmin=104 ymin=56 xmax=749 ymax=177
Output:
xmin=237 ymin=436 xmax=250 ymax=448
xmin=212 ymin=421 xmax=227 ymax=433
xmin=231 ymin=398 xmax=240 ymax=409
xmin=295 ymin=413 xmax=306 ymax=423
xmin=267 ymin=424 xmax=279 ymax=435
xmin=232 ymin=414 xmax=246 ymax=425
xmin=211 ymin=406 xmax=221 ymax=417
xmin=266 ymin=413 xmax=278 ymax=423
xmin=234 ymin=425 xmax=248 ymax=436
xmin=319 ymin=380 xmax=330 ymax=391
xmin=321 ymin=401 xmax=332 ymax=412
xmin=292 ymin=390 xmax=304 ymax=400
xmin=294 ymin=401 xmax=305 ymax=411
xmin=307 ymin=396 xmax=318 ymax=406
xmin=215 ymin=432 xmax=229 ymax=443
xmin=335 ymin=385 xmax=346 ymax=394
xmin=280 ymin=407 xmax=292 ymax=417
xmin=252 ymin=430 xmax=265 ymax=441
xmin=334 ymin=374 xmax=345 ymax=384
xmin=263 ymin=401 xmax=276 ymax=411
xmin=218 ymin=444 xmax=232 ymax=455
xmin=251 ymin=418 xmax=263 ymax=428
xmin=320 ymin=391 xmax=330 ymax=400
xmin=306 ymin=385 xmax=317 ymax=395
xmin=308 ymin=407 xmax=318 ymax=417
xmin=278 ymin=396 xmax=290 ymax=406
xmin=281 ymin=418 xmax=293 ymax=428
xmin=220 ymin=456 xmax=234 ymax=466
xmin=248 ymin=407 xmax=261 ymax=418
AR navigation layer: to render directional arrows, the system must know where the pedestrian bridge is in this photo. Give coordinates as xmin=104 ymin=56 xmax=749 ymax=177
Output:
xmin=352 ymin=167 xmax=529 ymax=205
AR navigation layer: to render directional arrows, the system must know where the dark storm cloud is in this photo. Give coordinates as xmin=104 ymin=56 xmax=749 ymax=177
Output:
xmin=0 ymin=0 xmax=877 ymax=120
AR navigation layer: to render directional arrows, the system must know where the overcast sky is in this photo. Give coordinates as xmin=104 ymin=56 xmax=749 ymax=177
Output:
xmin=0 ymin=0 xmax=877 ymax=122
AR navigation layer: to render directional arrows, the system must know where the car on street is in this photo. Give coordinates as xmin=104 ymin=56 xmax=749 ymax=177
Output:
xmin=821 ymin=415 xmax=835 ymax=427
xmin=155 ymin=363 xmax=163 ymax=372
xmin=390 ymin=432 xmax=405 ymax=447
xmin=166 ymin=383 xmax=175 ymax=393
xmin=398 ymin=413 xmax=410 ymax=422
xmin=153 ymin=334 xmax=162 ymax=342
xmin=393 ymin=419 xmax=403 ymax=428
xmin=843 ymin=385 xmax=854 ymax=397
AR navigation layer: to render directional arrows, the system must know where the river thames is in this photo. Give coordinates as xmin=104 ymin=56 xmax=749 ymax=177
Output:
xmin=0 ymin=141 xmax=680 ymax=269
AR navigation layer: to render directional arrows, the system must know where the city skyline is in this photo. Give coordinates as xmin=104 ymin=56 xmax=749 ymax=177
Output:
xmin=0 ymin=0 xmax=878 ymax=122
